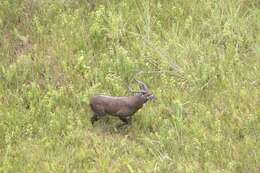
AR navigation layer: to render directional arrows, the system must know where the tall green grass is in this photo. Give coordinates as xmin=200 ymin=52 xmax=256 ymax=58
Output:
xmin=0 ymin=0 xmax=259 ymax=172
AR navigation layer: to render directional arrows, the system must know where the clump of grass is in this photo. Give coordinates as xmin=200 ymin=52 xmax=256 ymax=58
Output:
xmin=0 ymin=0 xmax=259 ymax=172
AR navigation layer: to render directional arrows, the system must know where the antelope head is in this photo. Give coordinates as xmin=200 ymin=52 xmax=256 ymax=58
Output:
xmin=129 ymin=79 xmax=156 ymax=102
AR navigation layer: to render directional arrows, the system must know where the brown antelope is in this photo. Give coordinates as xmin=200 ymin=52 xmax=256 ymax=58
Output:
xmin=89 ymin=80 xmax=156 ymax=125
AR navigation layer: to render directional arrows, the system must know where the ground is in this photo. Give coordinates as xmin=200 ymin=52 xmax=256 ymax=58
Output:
xmin=0 ymin=0 xmax=259 ymax=172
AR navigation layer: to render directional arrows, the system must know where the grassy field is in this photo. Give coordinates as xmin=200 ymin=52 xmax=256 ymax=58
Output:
xmin=0 ymin=0 xmax=259 ymax=172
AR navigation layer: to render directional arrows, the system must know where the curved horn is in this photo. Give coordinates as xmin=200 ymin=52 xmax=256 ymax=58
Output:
xmin=128 ymin=85 xmax=146 ymax=94
xmin=135 ymin=79 xmax=149 ymax=91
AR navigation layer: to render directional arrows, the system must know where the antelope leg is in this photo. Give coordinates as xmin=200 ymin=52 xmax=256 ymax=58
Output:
xmin=91 ymin=114 xmax=100 ymax=125
xmin=119 ymin=116 xmax=132 ymax=124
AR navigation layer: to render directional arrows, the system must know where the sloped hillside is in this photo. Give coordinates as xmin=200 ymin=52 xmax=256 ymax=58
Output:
xmin=0 ymin=0 xmax=259 ymax=172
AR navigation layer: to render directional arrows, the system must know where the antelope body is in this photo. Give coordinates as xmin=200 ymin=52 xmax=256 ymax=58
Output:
xmin=89 ymin=80 xmax=155 ymax=125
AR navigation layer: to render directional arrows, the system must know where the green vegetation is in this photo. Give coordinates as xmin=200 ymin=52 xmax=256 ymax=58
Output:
xmin=0 ymin=0 xmax=259 ymax=172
